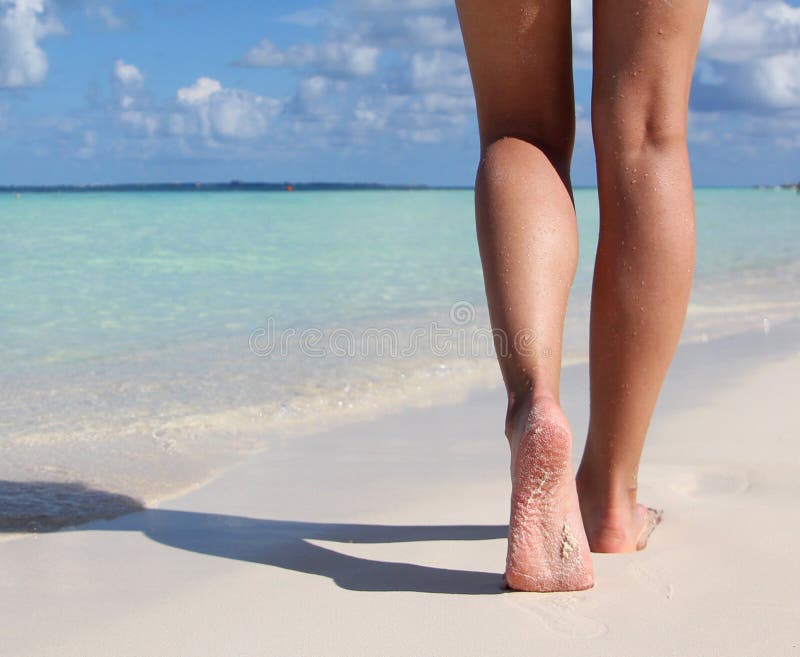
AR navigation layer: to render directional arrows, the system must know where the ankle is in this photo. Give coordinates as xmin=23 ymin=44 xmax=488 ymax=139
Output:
xmin=581 ymin=507 xmax=644 ymax=553
xmin=576 ymin=467 xmax=648 ymax=552
xmin=505 ymin=388 xmax=559 ymax=441
xmin=575 ymin=465 xmax=639 ymax=515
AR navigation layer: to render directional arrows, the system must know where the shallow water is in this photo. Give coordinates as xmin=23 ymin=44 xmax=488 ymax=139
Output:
xmin=1 ymin=188 xmax=797 ymax=528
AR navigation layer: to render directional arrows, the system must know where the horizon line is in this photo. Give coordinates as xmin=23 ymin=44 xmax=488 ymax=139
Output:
xmin=1 ymin=180 xmax=795 ymax=193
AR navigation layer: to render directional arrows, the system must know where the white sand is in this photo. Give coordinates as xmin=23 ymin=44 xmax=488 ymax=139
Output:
xmin=1 ymin=323 xmax=799 ymax=656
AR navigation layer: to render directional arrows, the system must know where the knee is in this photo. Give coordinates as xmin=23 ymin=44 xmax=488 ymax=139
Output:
xmin=592 ymin=98 xmax=688 ymax=161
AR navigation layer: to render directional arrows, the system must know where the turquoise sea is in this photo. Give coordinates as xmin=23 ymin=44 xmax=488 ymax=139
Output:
xmin=1 ymin=189 xmax=798 ymax=528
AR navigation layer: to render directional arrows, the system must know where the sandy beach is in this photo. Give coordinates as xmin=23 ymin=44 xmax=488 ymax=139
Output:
xmin=2 ymin=0 xmax=797 ymax=651
xmin=2 ymin=320 xmax=798 ymax=656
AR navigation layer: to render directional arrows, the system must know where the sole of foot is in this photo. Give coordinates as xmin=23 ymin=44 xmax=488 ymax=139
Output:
xmin=503 ymin=396 xmax=594 ymax=592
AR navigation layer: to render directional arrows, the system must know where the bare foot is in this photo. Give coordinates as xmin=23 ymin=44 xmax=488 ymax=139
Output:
xmin=503 ymin=396 xmax=594 ymax=592
xmin=577 ymin=494 xmax=663 ymax=553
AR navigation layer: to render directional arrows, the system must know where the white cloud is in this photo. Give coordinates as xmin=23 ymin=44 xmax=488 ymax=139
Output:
xmin=571 ymin=0 xmax=593 ymax=65
xmin=694 ymin=51 xmax=800 ymax=112
xmin=0 ymin=0 xmax=64 ymax=88
xmin=25 ymin=0 xmax=797 ymax=168
xmin=238 ymin=37 xmax=380 ymax=78
xmin=694 ymin=1 xmax=800 ymax=112
xmin=85 ymin=2 xmax=124 ymax=30
xmin=297 ymin=75 xmax=332 ymax=101
xmin=86 ymin=62 xmax=288 ymax=154
xmin=174 ymin=77 xmax=281 ymax=141
xmin=700 ymin=0 xmax=800 ymax=63
xmin=573 ymin=0 xmax=800 ymax=118
xmin=206 ymin=93 xmax=273 ymax=139
xmin=237 ymin=38 xmax=287 ymax=67
xmin=400 ymin=14 xmax=461 ymax=48
xmin=290 ymin=75 xmax=347 ymax=117
xmin=119 ymin=109 xmax=158 ymax=136
xmin=394 ymin=91 xmax=472 ymax=141
xmin=111 ymin=58 xmax=151 ymax=130
xmin=114 ymin=58 xmax=143 ymax=87
xmin=318 ymin=41 xmax=380 ymax=77
xmin=0 ymin=1 xmax=129 ymax=90
xmin=105 ymin=59 xmax=159 ymax=139
xmin=176 ymin=76 xmax=220 ymax=104
xmin=236 ymin=0 xmax=474 ymax=146
xmin=572 ymin=0 xmax=800 ymax=73
xmin=416 ymin=91 xmax=473 ymax=116
xmin=410 ymin=49 xmax=470 ymax=92
xmin=738 ymin=51 xmax=800 ymax=110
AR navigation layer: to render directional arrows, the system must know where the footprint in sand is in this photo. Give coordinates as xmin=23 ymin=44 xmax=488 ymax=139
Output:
xmin=670 ymin=465 xmax=751 ymax=498
xmin=505 ymin=592 xmax=608 ymax=638
xmin=628 ymin=561 xmax=675 ymax=601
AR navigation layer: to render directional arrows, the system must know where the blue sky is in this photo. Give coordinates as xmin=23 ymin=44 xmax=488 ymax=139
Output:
xmin=1 ymin=0 xmax=798 ymax=186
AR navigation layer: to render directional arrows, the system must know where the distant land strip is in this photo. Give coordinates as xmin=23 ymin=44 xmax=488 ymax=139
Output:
xmin=0 ymin=181 xmax=473 ymax=193
xmin=1 ymin=182 xmax=796 ymax=193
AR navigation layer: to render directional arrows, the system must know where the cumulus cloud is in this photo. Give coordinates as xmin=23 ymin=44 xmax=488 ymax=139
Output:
xmin=114 ymin=58 xmax=143 ymax=87
xmin=111 ymin=58 xmax=150 ymax=126
xmin=400 ymin=14 xmax=462 ymax=48
xmin=353 ymin=10 xmax=462 ymax=50
xmin=571 ymin=0 xmax=593 ymax=65
xmin=12 ymin=0 xmax=796 ymax=170
xmin=0 ymin=1 xmax=129 ymax=89
xmin=176 ymin=76 xmax=220 ymax=104
xmin=103 ymin=62 xmax=284 ymax=148
xmin=282 ymin=0 xmax=799 ymax=153
xmin=410 ymin=49 xmax=470 ymax=92
xmin=289 ymin=75 xmax=346 ymax=116
xmin=236 ymin=38 xmax=286 ymax=67
xmin=0 ymin=0 xmax=64 ymax=88
xmin=173 ymin=77 xmax=281 ymax=141
xmin=700 ymin=0 xmax=800 ymax=63
xmin=117 ymin=109 xmax=158 ymax=136
xmin=694 ymin=51 xmax=800 ymax=112
xmin=85 ymin=1 xmax=125 ymax=30
xmin=234 ymin=0 xmax=475 ymax=147
xmin=694 ymin=1 xmax=800 ymax=112
xmin=237 ymin=38 xmax=380 ymax=78
xmin=571 ymin=0 xmax=800 ymax=116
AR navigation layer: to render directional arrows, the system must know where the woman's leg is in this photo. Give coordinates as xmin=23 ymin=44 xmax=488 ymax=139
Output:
xmin=456 ymin=0 xmax=593 ymax=591
xmin=576 ymin=0 xmax=708 ymax=552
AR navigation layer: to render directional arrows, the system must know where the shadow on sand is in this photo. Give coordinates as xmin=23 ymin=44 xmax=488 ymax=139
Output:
xmin=1 ymin=481 xmax=508 ymax=595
